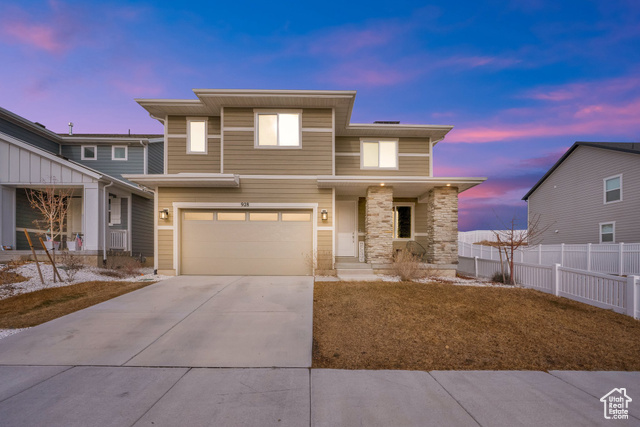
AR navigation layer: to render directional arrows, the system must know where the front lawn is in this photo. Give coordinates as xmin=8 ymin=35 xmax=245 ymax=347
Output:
xmin=0 ymin=280 xmax=156 ymax=329
xmin=312 ymin=280 xmax=640 ymax=371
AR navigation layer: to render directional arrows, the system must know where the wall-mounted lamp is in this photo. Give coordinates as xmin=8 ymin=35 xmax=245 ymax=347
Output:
xmin=160 ymin=209 xmax=169 ymax=220
xmin=446 ymin=183 xmax=451 ymax=187
xmin=321 ymin=209 xmax=328 ymax=221
xmin=380 ymin=183 xmax=385 ymax=187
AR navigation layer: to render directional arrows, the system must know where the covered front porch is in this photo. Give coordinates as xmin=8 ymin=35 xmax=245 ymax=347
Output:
xmin=318 ymin=176 xmax=485 ymax=275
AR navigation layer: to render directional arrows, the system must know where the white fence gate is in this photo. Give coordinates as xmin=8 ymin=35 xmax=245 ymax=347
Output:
xmin=459 ymin=241 xmax=640 ymax=276
xmin=458 ymin=256 xmax=640 ymax=319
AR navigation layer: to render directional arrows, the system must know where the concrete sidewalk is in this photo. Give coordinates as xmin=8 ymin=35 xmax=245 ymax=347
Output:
xmin=0 ymin=367 xmax=637 ymax=426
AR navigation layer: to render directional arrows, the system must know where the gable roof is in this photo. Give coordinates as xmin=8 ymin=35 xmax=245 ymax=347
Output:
xmin=522 ymin=142 xmax=640 ymax=201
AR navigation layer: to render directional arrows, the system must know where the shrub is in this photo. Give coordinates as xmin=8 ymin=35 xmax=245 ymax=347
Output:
xmin=306 ymin=250 xmax=334 ymax=273
xmin=392 ymin=249 xmax=425 ymax=282
xmin=491 ymin=271 xmax=511 ymax=284
xmin=58 ymin=252 xmax=85 ymax=282
xmin=105 ymin=251 xmax=142 ymax=277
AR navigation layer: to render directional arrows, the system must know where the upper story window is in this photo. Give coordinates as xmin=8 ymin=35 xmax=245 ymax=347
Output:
xmin=112 ymin=145 xmax=127 ymax=161
xmin=81 ymin=145 xmax=97 ymax=160
xmin=604 ymin=174 xmax=622 ymax=203
xmin=255 ymin=110 xmax=301 ymax=148
xmin=393 ymin=204 xmax=413 ymax=239
xmin=600 ymin=222 xmax=615 ymax=243
xmin=361 ymin=139 xmax=398 ymax=169
xmin=187 ymin=118 xmax=207 ymax=154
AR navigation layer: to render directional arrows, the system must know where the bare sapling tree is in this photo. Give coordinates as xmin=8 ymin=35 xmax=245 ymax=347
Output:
xmin=492 ymin=213 xmax=550 ymax=286
xmin=26 ymin=179 xmax=74 ymax=248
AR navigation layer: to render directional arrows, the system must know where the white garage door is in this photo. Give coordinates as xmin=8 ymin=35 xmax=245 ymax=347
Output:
xmin=180 ymin=210 xmax=313 ymax=275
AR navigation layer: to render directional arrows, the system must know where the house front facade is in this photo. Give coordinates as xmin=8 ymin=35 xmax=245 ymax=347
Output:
xmin=523 ymin=142 xmax=640 ymax=244
xmin=0 ymin=106 xmax=161 ymax=263
xmin=126 ymin=89 xmax=485 ymax=276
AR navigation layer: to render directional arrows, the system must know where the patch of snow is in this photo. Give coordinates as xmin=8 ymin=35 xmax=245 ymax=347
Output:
xmin=0 ymin=262 xmax=169 ymax=300
xmin=314 ymin=276 xmax=340 ymax=282
xmin=418 ymin=275 xmax=516 ymax=288
xmin=0 ymin=328 xmax=29 ymax=340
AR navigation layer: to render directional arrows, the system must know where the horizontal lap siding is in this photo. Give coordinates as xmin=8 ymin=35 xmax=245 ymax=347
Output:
xmin=336 ymin=156 xmax=429 ymax=176
xmin=167 ymin=137 xmax=220 ymax=173
xmin=318 ymin=230 xmax=332 ymax=253
xmin=156 ymin=180 xmax=333 ymax=271
xmin=301 ymin=109 xmax=332 ymax=128
xmin=132 ymin=195 xmax=153 ymax=257
xmin=224 ymin=108 xmax=253 ymax=128
xmin=168 ymin=116 xmax=222 ymax=134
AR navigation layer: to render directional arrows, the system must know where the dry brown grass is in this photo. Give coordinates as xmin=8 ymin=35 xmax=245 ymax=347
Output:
xmin=0 ymin=280 xmax=155 ymax=328
xmin=313 ymin=281 xmax=640 ymax=371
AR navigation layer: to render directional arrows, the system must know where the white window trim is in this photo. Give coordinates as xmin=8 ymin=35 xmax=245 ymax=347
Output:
xmin=253 ymin=109 xmax=303 ymax=149
xmin=111 ymin=145 xmax=128 ymax=161
xmin=187 ymin=117 xmax=208 ymax=155
xmin=603 ymin=174 xmax=622 ymax=204
xmin=599 ymin=221 xmax=615 ymax=243
xmin=392 ymin=202 xmax=415 ymax=240
xmin=360 ymin=138 xmax=399 ymax=170
xmin=81 ymin=145 xmax=97 ymax=161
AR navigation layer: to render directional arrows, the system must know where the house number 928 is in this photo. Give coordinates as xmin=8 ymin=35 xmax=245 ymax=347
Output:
xmin=241 ymin=202 xmax=250 ymax=207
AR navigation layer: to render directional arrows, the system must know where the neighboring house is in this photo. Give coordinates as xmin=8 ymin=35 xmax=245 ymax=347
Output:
xmin=125 ymin=89 xmax=485 ymax=276
xmin=0 ymin=106 xmax=162 ymax=262
xmin=523 ymin=142 xmax=640 ymax=244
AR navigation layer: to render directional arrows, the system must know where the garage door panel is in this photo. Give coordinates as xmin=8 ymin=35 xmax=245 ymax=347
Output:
xmin=181 ymin=210 xmax=313 ymax=275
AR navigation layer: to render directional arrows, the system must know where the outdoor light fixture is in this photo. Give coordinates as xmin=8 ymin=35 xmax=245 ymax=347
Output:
xmin=160 ymin=209 xmax=169 ymax=220
xmin=380 ymin=183 xmax=385 ymax=186
xmin=446 ymin=183 xmax=451 ymax=187
xmin=321 ymin=209 xmax=328 ymax=221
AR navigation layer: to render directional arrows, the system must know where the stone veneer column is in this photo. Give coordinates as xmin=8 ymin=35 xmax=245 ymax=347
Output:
xmin=365 ymin=186 xmax=394 ymax=264
xmin=425 ymin=186 xmax=459 ymax=264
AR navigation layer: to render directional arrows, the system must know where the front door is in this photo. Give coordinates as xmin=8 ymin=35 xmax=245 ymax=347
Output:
xmin=336 ymin=201 xmax=357 ymax=257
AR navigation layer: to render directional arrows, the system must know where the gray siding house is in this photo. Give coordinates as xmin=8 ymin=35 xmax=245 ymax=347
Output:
xmin=523 ymin=142 xmax=640 ymax=244
xmin=0 ymin=106 xmax=162 ymax=262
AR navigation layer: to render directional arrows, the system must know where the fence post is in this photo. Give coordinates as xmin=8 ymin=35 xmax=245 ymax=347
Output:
xmin=560 ymin=243 xmax=565 ymax=266
xmin=474 ymin=256 xmax=479 ymax=278
xmin=586 ymin=243 xmax=591 ymax=271
xmin=538 ymin=245 xmax=542 ymax=265
xmin=626 ymin=275 xmax=638 ymax=319
xmin=619 ymin=243 xmax=624 ymax=276
xmin=552 ymin=263 xmax=561 ymax=296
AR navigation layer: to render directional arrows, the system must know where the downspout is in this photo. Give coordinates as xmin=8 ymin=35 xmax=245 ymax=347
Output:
xmin=103 ymin=181 xmax=114 ymax=264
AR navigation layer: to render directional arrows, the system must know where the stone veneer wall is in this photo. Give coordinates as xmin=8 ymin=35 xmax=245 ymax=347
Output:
xmin=425 ymin=186 xmax=459 ymax=264
xmin=365 ymin=186 xmax=394 ymax=264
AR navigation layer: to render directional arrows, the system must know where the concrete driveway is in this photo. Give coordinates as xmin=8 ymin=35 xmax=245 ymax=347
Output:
xmin=0 ymin=276 xmax=313 ymax=367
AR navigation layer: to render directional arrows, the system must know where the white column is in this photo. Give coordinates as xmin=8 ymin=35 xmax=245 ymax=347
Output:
xmin=619 ymin=243 xmax=625 ymax=276
xmin=626 ymin=276 xmax=639 ymax=319
xmin=0 ymin=186 xmax=16 ymax=247
xmin=83 ymin=183 xmax=101 ymax=251
xmin=586 ymin=243 xmax=591 ymax=271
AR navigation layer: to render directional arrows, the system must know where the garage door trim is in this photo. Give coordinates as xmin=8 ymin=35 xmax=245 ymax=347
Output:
xmin=172 ymin=202 xmax=318 ymax=275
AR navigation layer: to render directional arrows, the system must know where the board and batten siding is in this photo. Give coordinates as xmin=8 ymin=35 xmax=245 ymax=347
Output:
xmin=222 ymin=108 xmax=332 ymax=175
xmin=0 ymin=118 xmax=59 ymax=155
xmin=335 ymin=137 xmax=430 ymax=176
xmin=529 ymin=146 xmax=640 ymax=244
xmin=166 ymin=116 xmax=221 ymax=174
xmin=155 ymin=179 xmax=333 ymax=272
xmin=61 ymin=145 xmax=144 ymax=182
xmin=132 ymin=194 xmax=153 ymax=257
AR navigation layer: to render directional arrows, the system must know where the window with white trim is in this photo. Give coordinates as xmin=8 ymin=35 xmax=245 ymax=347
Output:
xmin=604 ymin=175 xmax=622 ymax=203
xmin=108 ymin=197 xmax=121 ymax=225
xmin=600 ymin=222 xmax=615 ymax=243
xmin=361 ymin=140 xmax=398 ymax=169
xmin=393 ymin=204 xmax=413 ymax=239
xmin=81 ymin=145 xmax=97 ymax=160
xmin=112 ymin=145 xmax=127 ymax=161
xmin=255 ymin=112 xmax=301 ymax=147
xmin=187 ymin=119 xmax=207 ymax=154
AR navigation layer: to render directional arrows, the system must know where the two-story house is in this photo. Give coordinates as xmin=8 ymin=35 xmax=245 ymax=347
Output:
xmin=0 ymin=106 xmax=162 ymax=263
xmin=524 ymin=142 xmax=640 ymax=244
xmin=125 ymin=89 xmax=485 ymax=276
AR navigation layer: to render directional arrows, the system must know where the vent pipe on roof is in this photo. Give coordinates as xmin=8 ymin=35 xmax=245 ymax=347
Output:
xmin=68 ymin=122 xmax=73 ymax=135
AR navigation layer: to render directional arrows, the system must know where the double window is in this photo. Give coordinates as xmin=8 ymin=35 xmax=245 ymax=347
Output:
xmin=255 ymin=111 xmax=301 ymax=148
xmin=604 ymin=174 xmax=622 ymax=203
xmin=187 ymin=118 xmax=207 ymax=154
xmin=361 ymin=139 xmax=398 ymax=169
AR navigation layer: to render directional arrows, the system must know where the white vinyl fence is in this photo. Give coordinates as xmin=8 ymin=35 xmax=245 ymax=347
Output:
xmin=459 ymin=241 xmax=640 ymax=276
xmin=458 ymin=256 xmax=640 ymax=319
xmin=458 ymin=230 xmax=527 ymax=244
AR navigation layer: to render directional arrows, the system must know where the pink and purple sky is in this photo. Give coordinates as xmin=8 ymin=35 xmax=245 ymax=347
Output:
xmin=2 ymin=0 xmax=639 ymax=230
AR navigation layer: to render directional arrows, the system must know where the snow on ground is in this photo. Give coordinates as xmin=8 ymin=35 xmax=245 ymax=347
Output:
xmin=317 ymin=273 xmax=514 ymax=287
xmin=0 ymin=328 xmax=29 ymax=340
xmin=0 ymin=262 xmax=169 ymax=300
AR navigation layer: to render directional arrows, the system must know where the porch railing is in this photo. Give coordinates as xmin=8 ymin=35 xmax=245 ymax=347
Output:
xmin=109 ymin=230 xmax=127 ymax=250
